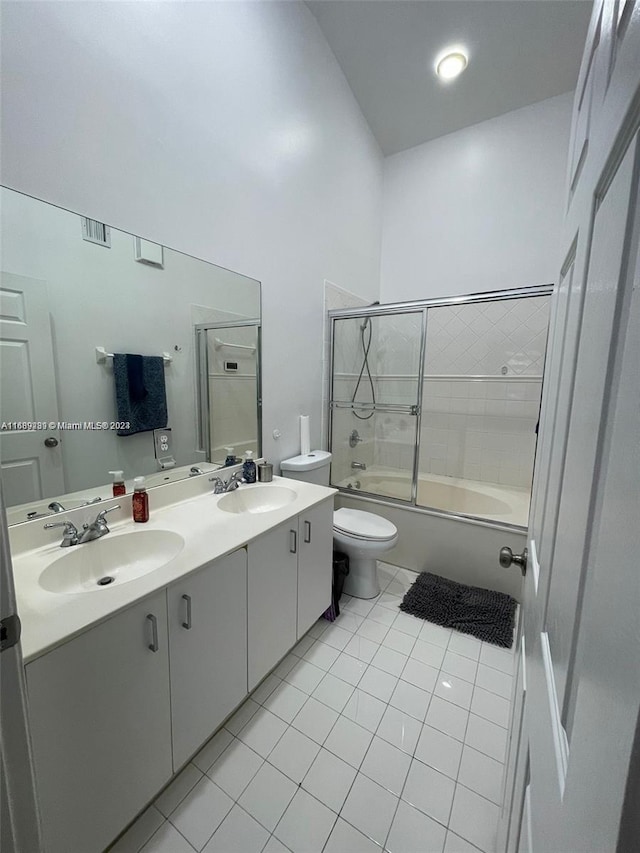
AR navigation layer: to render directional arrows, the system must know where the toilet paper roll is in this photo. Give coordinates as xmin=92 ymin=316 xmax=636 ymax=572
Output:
xmin=300 ymin=415 xmax=311 ymax=455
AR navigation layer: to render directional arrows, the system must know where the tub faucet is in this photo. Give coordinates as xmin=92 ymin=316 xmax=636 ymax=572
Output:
xmin=190 ymin=466 xmax=204 ymax=476
xmin=351 ymin=461 xmax=367 ymax=471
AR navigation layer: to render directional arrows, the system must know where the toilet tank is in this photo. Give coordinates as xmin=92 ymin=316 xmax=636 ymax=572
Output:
xmin=280 ymin=451 xmax=332 ymax=485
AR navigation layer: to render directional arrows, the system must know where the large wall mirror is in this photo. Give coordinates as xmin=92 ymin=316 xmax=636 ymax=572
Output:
xmin=0 ymin=187 xmax=261 ymax=524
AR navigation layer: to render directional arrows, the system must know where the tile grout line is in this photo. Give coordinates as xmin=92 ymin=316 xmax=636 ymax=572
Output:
xmin=140 ymin=563 xmax=510 ymax=853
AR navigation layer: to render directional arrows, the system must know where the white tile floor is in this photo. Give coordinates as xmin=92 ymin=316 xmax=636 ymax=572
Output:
xmin=110 ymin=563 xmax=515 ymax=853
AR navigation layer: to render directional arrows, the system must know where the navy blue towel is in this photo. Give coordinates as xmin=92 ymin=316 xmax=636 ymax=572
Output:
xmin=126 ymin=354 xmax=147 ymax=403
xmin=113 ymin=353 xmax=168 ymax=436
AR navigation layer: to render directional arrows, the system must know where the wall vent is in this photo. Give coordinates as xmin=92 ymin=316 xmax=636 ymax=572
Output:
xmin=81 ymin=216 xmax=111 ymax=247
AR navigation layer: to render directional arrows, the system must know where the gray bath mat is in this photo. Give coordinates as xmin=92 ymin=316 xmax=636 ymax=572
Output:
xmin=400 ymin=572 xmax=516 ymax=648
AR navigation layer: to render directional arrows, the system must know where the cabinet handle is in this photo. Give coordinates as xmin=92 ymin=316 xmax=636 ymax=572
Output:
xmin=182 ymin=594 xmax=192 ymax=630
xmin=147 ymin=614 xmax=159 ymax=652
xmin=289 ymin=529 xmax=297 ymax=554
xmin=304 ymin=520 xmax=311 ymax=544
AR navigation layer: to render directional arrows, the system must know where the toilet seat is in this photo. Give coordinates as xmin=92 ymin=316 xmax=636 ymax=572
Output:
xmin=333 ymin=508 xmax=397 ymax=542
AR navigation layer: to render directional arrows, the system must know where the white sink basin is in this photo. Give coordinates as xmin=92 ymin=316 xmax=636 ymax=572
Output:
xmin=218 ymin=485 xmax=297 ymax=515
xmin=39 ymin=530 xmax=185 ymax=594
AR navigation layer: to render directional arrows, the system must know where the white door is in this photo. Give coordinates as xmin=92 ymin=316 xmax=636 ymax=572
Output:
xmin=0 ymin=272 xmax=64 ymax=505
xmin=500 ymin=3 xmax=640 ymax=851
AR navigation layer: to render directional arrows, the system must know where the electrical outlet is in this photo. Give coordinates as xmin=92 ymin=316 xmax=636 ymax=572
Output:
xmin=153 ymin=427 xmax=176 ymax=469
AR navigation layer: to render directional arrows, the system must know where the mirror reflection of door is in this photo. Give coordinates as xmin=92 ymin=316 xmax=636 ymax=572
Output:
xmin=197 ymin=324 xmax=260 ymax=465
xmin=0 ymin=272 xmax=64 ymax=502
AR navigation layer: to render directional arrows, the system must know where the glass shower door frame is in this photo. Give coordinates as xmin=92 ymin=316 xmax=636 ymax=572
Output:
xmin=328 ymin=308 xmax=428 ymax=506
xmin=195 ymin=319 xmax=262 ymax=463
xmin=328 ymin=285 xmax=554 ymax=517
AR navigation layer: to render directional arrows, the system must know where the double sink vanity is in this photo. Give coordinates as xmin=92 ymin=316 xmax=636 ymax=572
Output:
xmin=10 ymin=471 xmax=335 ymax=853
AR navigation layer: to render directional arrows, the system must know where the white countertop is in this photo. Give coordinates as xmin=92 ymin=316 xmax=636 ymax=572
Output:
xmin=10 ymin=476 xmax=336 ymax=663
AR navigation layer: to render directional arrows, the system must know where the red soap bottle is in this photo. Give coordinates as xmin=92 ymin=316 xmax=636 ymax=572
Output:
xmin=110 ymin=470 xmax=126 ymax=497
xmin=132 ymin=476 xmax=149 ymax=523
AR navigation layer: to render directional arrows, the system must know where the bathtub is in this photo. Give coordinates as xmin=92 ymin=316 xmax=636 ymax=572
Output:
xmin=339 ymin=469 xmax=530 ymax=527
xmin=336 ymin=468 xmax=527 ymax=600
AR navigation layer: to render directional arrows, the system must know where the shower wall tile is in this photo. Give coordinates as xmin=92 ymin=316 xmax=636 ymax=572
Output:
xmin=424 ymin=296 xmax=550 ymax=378
xmin=418 ymin=378 xmax=541 ymax=489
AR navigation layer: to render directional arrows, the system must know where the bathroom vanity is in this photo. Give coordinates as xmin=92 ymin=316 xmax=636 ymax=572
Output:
xmin=10 ymin=475 xmax=335 ymax=853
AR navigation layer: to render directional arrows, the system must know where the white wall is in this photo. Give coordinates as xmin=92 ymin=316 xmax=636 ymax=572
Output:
xmin=0 ymin=1 xmax=382 ymax=466
xmin=380 ymin=92 xmax=573 ymax=301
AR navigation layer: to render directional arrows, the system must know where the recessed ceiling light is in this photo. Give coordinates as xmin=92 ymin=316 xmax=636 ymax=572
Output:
xmin=435 ymin=48 xmax=468 ymax=81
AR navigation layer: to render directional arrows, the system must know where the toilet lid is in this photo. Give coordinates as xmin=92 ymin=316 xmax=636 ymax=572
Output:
xmin=333 ymin=508 xmax=397 ymax=541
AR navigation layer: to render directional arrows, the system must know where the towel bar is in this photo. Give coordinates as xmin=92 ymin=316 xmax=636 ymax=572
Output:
xmin=213 ymin=337 xmax=256 ymax=354
xmin=95 ymin=347 xmax=172 ymax=365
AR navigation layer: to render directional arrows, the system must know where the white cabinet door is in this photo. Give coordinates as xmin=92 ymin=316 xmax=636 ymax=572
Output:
xmin=247 ymin=521 xmax=298 ymax=691
xmin=168 ymin=549 xmax=248 ymax=768
xmin=25 ymin=591 xmax=172 ymax=853
xmin=297 ymin=498 xmax=333 ymax=639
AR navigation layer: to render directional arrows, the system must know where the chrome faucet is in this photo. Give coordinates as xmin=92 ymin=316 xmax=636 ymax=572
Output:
xmin=226 ymin=471 xmax=246 ymax=491
xmin=77 ymin=505 xmax=121 ymax=543
xmin=45 ymin=506 xmax=120 ymax=547
xmin=209 ymin=471 xmax=246 ymax=494
xmin=43 ymin=519 xmax=79 ymax=547
xmin=48 ymin=496 xmax=102 ymax=513
xmin=351 ymin=461 xmax=367 ymax=471
xmin=190 ymin=466 xmax=204 ymax=476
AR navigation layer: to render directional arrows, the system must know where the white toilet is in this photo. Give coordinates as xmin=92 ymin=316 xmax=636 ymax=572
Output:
xmin=280 ymin=451 xmax=399 ymax=599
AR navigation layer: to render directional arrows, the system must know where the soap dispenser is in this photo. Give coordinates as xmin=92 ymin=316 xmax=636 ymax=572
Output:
xmin=109 ymin=470 xmax=126 ymax=497
xmin=132 ymin=476 xmax=149 ymax=523
xmin=224 ymin=447 xmax=237 ymax=467
xmin=242 ymin=451 xmax=257 ymax=483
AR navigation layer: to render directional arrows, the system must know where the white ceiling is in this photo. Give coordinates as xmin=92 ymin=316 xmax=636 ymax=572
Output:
xmin=307 ymin=0 xmax=593 ymax=155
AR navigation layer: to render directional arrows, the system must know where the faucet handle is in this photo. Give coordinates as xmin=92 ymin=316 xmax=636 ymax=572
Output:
xmin=95 ymin=505 xmax=120 ymax=522
xmin=80 ymin=496 xmax=103 ymax=507
xmin=43 ymin=519 xmax=79 ymax=547
xmin=225 ymin=471 xmax=245 ymax=491
xmin=44 ymin=519 xmax=78 ymax=533
xmin=209 ymin=476 xmax=225 ymax=494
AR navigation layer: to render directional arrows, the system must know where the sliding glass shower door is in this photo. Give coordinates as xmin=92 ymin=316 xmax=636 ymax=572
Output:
xmin=416 ymin=295 xmax=550 ymax=525
xmin=329 ymin=310 xmax=425 ymax=502
xmin=328 ymin=287 xmax=551 ymax=528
